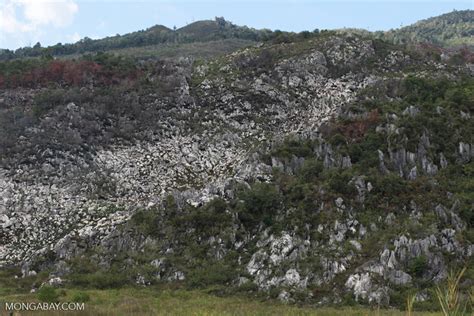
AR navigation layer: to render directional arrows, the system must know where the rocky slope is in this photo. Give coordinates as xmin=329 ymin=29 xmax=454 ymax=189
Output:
xmin=0 ymin=32 xmax=473 ymax=307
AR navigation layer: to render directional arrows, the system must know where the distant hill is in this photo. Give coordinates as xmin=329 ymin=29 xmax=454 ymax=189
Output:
xmin=1 ymin=10 xmax=472 ymax=61
xmin=0 ymin=17 xmax=274 ymax=61
xmin=381 ymin=10 xmax=474 ymax=48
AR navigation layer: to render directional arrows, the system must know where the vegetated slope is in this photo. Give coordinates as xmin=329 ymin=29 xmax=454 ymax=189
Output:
xmin=2 ymin=10 xmax=473 ymax=62
xmin=0 ymin=31 xmax=473 ymax=310
xmin=382 ymin=9 xmax=474 ymax=48
xmin=0 ymin=17 xmax=273 ymax=61
xmin=94 ymin=38 xmax=259 ymax=60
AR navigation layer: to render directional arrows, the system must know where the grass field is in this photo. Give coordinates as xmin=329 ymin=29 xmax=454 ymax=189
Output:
xmin=0 ymin=287 xmax=443 ymax=316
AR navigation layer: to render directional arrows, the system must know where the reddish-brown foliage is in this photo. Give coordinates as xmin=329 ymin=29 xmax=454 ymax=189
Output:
xmin=458 ymin=46 xmax=474 ymax=63
xmin=338 ymin=110 xmax=380 ymax=142
xmin=417 ymin=42 xmax=443 ymax=54
xmin=0 ymin=60 xmax=139 ymax=89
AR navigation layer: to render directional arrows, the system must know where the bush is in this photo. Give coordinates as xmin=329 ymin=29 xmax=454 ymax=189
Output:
xmin=324 ymin=169 xmax=356 ymax=196
xmin=375 ymin=174 xmax=407 ymax=196
xmin=368 ymin=174 xmax=409 ymax=207
xmin=402 ymin=76 xmax=449 ymax=104
xmin=348 ymin=132 xmax=386 ymax=170
xmin=68 ymin=256 xmax=129 ymax=289
xmin=32 ymin=89 xmax=67 ymax=117
xmin=37 ymin=286 xmax=59 ymax=302
xmin=329 ymin=133 xmax=347 ymax=146
xmin=271 ymin=138 xmax=314 ymax=159
xmin=70 ymin=271 xmax=128 ymax=289
xmin=173 ymin=198 xmax=232 ymax=236
xmin=238 ymin=182 xmax=281 ymax=226
xmin=407 ymin=256 xmax=428 ymax=278
xmin=131 ymin=208 xmax=160 ymax=236
xmin=187 ymin=261 xmax=237 ymax=288
xmin=72 ymin=291 xmax=91 ymax=303
xmin=298 ymin=159 xmax=323 ymax=183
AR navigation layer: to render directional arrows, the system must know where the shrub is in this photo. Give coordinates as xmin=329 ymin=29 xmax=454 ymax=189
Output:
xmin=186 ymin=261 xmax=237 ymax=288
xmin=32 ymin=89 xmax=67 ymax=117
xmin=370 ymin=174 xmax=409 ymax=206
xmin=173 ymin=198 xmax=232 ymax=236
xmin=407 ymin=256 xmax=428 ymax=278
xmin=238 ymin=182 xmax=281 ymax=226
xmin=348 ymin=132 xmax=386 ymax=170
xmin=131 ymin=208 xmax=160 ymax=236
xmin=271 ymin=138 xmax=314 ymax=159
xmin=402 ymin=76 xmax=449 ymax=104
xmin=72 ymin=291 xmax=91 ymax=303
xmin=329 ymin=133 xmax=347 ymax=146
xmin=70 ymin=271 xmax=128 ymax=289
xmin=298 ymin=159 xmax=323 ymax=183
xmin=377 ymin=174 xmax=407 ymax=195
xmin=323 ymin=169 xmax=356 ymax=196
xmin=37 ymin=286 xmax=59 ymax=302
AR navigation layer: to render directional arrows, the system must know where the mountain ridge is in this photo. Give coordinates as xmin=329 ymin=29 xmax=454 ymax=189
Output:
xmin=0 ymin=17 xmax=272 ymax=60
xmin=1 ymin=10 xmax=472 ymax=61
xmin=381 ymin=9 xmax=474 ymax=48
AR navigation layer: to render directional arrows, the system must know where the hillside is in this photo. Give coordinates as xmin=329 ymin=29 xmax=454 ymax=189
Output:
xmin=0 ymin=26 xmax=473 ymax=313
xmin=1 ymin=10 xmax=473 ymax=63
xmin=382 ymin=10 xmax=474 ymax=48
xmin=0 ymin=17 xmax=273 ymax=61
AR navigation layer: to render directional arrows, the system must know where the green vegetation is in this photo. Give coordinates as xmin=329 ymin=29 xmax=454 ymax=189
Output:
xmin=407 ymin=256 xmax=429 ymax=279
xmin=406 ymin=293 xmax=417 ymax=316
xmin=37 ymin=286 xmax=60 ymax=302
xmin=186 ymin=260 xmax=238 ymax=288
xmin=0 ymin=16 xmax=472 ymax=312
xmin=68 ymin=256 xmax=130 ymax=289
xmin=435 ymin=267 xmax=468 ymax=316
xmin=1 ymin=10 xmax=472 ymax=65
xmin=237 ymin=182 xmax=282 ymax=227
xmin=0 ymin=267 xmax=50 ymax=296
xmin=0 ymin=285 xmax=446 ymax=315
xmin=1 ymin=57 xmax=472 ymax=310
xmin=271 ymin=138 xmax=315 ymax=159
xmin=95 ymin=38 xmax=257 ymax=60
xmin=380 ymin=10 xmax=473 ymax=48
xmin=103 ymin=76 xmax=472 ymax=310
xmin=0 ymin=17 xmax=276 ymax=61
xmin=72 ymin=291 xmax=91 ymax=303
xmin=0 ymin=54 xmax=191 ymax=166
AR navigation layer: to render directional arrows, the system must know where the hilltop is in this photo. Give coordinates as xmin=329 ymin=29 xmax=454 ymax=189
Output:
xmin=382 ymin=10 xmax=474 ymax=48
xmin=0 ymin=17 xmax=273 ymax=61
xmin=1 ymin=10 xmax=473 ymax=62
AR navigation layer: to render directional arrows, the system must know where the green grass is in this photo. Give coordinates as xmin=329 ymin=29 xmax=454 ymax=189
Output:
xmin=60 ymin=39 xmax=257 ymax=61
xmin=0 ymin=286 xmax=443 ymax=316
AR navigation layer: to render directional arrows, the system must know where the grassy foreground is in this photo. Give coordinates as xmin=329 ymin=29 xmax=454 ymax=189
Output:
xmin=0 ymin=287 xmax=442 ymax=316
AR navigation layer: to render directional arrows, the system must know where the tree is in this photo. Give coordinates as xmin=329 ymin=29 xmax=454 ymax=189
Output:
xmin=215 ymin=16 xmax=227 ymax=29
